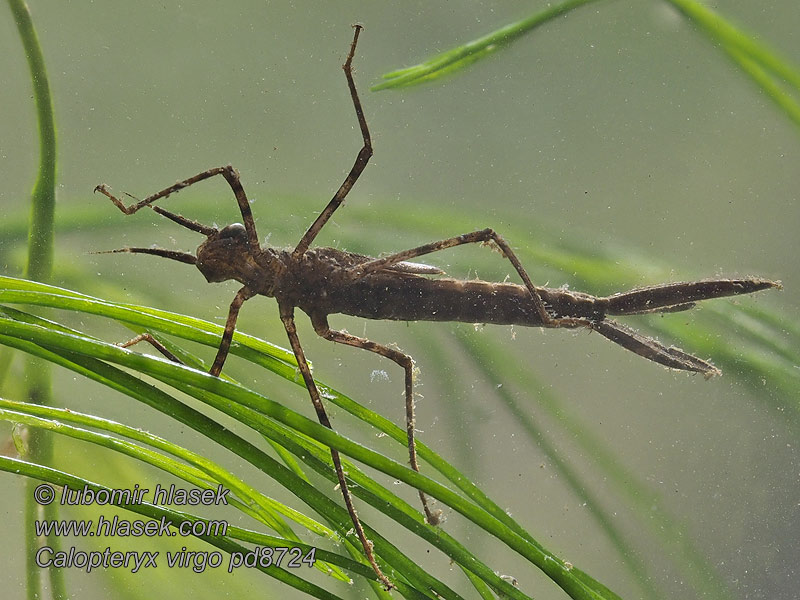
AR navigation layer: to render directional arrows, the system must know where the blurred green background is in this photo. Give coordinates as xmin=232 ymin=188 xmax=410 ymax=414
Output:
xmin=1 ymin=1 xmax=797 ymax=599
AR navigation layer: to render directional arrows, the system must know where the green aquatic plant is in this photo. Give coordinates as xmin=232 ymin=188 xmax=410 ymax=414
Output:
xmin=374 ymin=0 xmax=800 ymax=130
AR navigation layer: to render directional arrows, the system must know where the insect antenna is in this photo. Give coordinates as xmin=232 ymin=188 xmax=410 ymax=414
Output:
xmin=93 ymin=247 xmax=197 ymax=265
xmin=93 ymin=202 xmax=220 ymax=266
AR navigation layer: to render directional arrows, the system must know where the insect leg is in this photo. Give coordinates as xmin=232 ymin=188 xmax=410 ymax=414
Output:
xmin=311 ymin=313 xmax=442 ymax=526
xmin=293 ymin=25 xmax=372 ymax=257
xmin=353 ymin=228 xmax=591 ymax=329
xmin=118 ymin=333 xmax=182 ymax=364
xmin=108 ymin=287 xmax=251 ymax=378
xmin=208 ymin=286 xmax=254 ymax=377
xmin=95 ymin=164 xmax=260 ymax=249
xmin=278 ymin=302 xmax=393 ymax=590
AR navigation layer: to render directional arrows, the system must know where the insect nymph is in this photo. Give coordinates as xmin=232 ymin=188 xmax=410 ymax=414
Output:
xmin=95 ymin=26 xmax=780 ymax=588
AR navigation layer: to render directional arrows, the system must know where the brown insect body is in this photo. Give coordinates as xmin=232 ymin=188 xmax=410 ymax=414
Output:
xmin=196 ymin=231 xmax=776 ymax=329
xmin=96 ymin=26 xmax=781 ymax=589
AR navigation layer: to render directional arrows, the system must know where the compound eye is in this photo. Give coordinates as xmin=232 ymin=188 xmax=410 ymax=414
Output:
xmin=218 ymin=223 xmax=247 ymax=239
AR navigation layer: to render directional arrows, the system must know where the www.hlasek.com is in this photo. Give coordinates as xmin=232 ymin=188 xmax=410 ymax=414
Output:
xmin=32 ymin=483 xmax=316 ymax=574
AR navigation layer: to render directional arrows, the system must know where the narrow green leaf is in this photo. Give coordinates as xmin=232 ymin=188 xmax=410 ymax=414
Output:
xmin=373 ymin=0 xmax=599 ymax=90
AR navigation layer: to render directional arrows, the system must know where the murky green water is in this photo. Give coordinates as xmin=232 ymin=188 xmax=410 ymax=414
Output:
xmin=1 ymin=2 xmax=797 ymax=599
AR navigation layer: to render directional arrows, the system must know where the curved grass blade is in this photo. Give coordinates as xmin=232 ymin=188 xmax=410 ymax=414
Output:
xmin=0 ymin=309 xmax=513 ymax=598
xmin=0 ymin=456 xmax=383 ymax=600
xmin=0 ymin=400 xmax=349 ymax=582
xmin=374 ymin=0 xmax=800 ymax=134
xmin=0 ymin=298 xmax=617 ymax=599
xmin=0 ymin=320 xmax=461 ymax=598
xmin=664 ymin=0 xmax=800 ymax=130
xmin=373 ymin=0 xmax=598 ymax=91
xmin=7 ymin=0 xmax=57 ymax=283
xmin=7 ymin=2 xmax=59 ymax=597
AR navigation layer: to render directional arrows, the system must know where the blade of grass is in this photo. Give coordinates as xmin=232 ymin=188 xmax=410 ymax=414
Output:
xmin=0 ymin=309 xmax=484 ymax=598
xmin=0 ymin=456 xmax=363 ymax=600
xmin=664 ymin=0 xmax=800 ymax=90
xmin=664 ymin=0 xmax=800 ymax=129
xmin=0 ymin=275 xmax=297 ymax=368
xmin=7 ymin=0 xmax=57 ymax=282
xmin=374 ymin=0 xmax=800 ymax=134
xmin=118 ymin=334 xmax=532 ymax=599
xmin=96 ymin=331 xmax=400 ymax=596
xmin=6 ymin=1 xmax=59 ymax=598
xmin=0 ymin=327 xmax=457 ymax=598
xmin=0 ymin=399 xmax=350 ymax=583
xmin=0 ymin=306 xmax=615 ymax=599
xmin=372 ymin=0 xmax=599 ymax=90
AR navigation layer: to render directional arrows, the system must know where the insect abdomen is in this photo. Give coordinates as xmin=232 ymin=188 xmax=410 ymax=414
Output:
xmin=326 ymin=275 xmax=600 ymax=326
